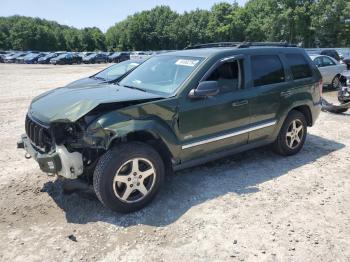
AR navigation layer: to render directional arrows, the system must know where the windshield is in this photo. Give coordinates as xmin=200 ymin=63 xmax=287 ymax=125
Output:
xmin=24 ymin=53 xmax=36 ymax=58
xmin=95 ymin=60 xmax=141 ymax=81
xmin=86 ymin=53 xmax=97 ymax=58
xmin=45 ymin=53 xmax=56 ymax=59
xmin=119 ymin=55 xmax=203 ymax=94
xmin=56 ymin=53 xmax=67 ymax=59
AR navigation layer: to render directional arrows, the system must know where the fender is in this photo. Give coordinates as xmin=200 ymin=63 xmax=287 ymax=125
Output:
xmin=86 ymin=110 xmax=182 ymax=160
xmin=271 ymin=93 xmax=321 ymax=142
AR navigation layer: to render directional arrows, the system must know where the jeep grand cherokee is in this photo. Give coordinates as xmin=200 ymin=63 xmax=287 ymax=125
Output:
xmin=18 ymin=42 xmax=323 ymax=213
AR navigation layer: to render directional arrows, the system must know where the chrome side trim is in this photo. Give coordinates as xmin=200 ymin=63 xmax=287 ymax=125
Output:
xmin=181 ymin=120 xmax=277 ymax=149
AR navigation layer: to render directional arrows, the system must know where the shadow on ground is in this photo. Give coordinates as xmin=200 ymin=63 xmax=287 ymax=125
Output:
xmin=43 ymin=134 xmax=344 ymax=227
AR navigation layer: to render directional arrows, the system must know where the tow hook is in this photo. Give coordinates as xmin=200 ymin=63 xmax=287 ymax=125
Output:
xmin=25 ymin=153 xmax=32 ymax=159
xmin=17 ymin=140 xmax=24 ymax=149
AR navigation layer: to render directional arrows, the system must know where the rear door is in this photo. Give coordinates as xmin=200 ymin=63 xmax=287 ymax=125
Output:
xmin=247 ymin=53 xmax=289 ymax=143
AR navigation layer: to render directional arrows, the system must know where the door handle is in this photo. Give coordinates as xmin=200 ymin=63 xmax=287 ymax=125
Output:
xmin=232 ymin=100 xmax=248 ymax=107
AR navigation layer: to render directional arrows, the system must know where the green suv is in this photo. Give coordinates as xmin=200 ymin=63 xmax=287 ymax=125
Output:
xmin=18 ymin=43 xmax=322 ymax=213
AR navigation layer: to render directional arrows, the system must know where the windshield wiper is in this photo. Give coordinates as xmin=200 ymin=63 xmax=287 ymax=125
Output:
xmin=90 ymin=76 xmax=106 ymax=81
xmin=121 ymin=84 xmax=147 ymax=92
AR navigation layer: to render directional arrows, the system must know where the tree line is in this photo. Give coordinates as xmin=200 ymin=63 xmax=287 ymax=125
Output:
xmin=0 ymin=16 xmax=106 ymax=51
xmin=1 ymin=0 xmax=349 ymax=52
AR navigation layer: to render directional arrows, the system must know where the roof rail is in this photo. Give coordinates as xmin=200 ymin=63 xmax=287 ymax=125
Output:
xmin=237 ymin=41 xmax=298 ymax=48
xmin=184 ymin=42 xmax=241 ymax=49
xmin=184 ymin=41 xmax=297 ymax=50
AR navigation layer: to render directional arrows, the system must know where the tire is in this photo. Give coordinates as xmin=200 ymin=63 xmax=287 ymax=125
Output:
xmin=273 ymin=110 xmax=307 ymax=156
xmin=331 ymin=75 xmax=341 ymax=90
xmin=93 ymin=142 xmax=165 ymax=213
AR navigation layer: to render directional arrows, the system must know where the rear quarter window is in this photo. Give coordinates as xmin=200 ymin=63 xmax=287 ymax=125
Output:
xmin=251 ymin=55 xmax=285 ymax=87
xmin=286 ymin=54 xmax=313 ymax=80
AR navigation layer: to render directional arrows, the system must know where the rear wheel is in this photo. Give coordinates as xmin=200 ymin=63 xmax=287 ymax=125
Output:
xmin=93 ymin=142 xmax=164 ymax=213
xmin=273 ymin=110 xmax=307 ymax=156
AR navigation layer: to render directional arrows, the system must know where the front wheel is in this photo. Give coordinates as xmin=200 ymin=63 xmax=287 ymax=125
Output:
xmin=93 ymin=142 xmax=165 ymax=213
xmin=273 ymin=110 xmax=307 ymax=156
xmin=331 ymin=75 xmax=341 ymax=90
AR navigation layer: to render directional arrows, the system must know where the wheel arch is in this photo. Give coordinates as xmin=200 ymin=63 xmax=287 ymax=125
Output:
xmin=291 ymin=105 xmax=312 ymax=126
xmin=109 ymin=130 xmax=175 ymax=174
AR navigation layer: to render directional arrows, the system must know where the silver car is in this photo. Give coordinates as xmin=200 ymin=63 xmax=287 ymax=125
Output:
xmin=309 ymin=55 xmax=347 ymax=89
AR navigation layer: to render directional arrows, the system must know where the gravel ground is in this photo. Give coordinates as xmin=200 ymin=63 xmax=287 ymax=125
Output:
xmin=0 ymin=64 xmax=349 ymax=262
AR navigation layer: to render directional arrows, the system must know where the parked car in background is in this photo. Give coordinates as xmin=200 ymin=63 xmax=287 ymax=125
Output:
xmin=108 ymin=52 xmax=130 ymax=63
xmin=16 ymin=52 xmax=43 ymax=63
xmin=82 ymin=53 xmax=108 ymax=64
xmin=38 ymin=52 xmax=62 ymax=64
xmin=3 ymin=52 xmax=27 ymax=63
xmin=0 ymin=51 xmax=6 ymax=62
xmin=67 ymin=59 xmax=143 ymax=87
xmin=79 ymin=52 xmax=94 ymax=60
xmin=130 ymin=51 xmax=154 ymax=60
xmin=307 ymin=49 xmax=341 ymax=61
xmin=73 ymin=53 xmax=83 ymax=64
xmin=22 ymin=53 xmax=45 ymax=64
xmin=321 ymin=49 xmax=341 ymax=61
xmin=50 ymin=53 xmax=82 ymax=65
xmin=309 ymin=55 xmax=347 ymax=89
xmin=16 ymin=52 xmax=35 ymax=63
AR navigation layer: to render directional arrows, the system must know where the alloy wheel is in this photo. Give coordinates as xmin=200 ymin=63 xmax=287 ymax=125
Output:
xmin=112 ymin=158 xmax=156 ymax=203
xmin=286 ymin=119 xmax=304 ymax=149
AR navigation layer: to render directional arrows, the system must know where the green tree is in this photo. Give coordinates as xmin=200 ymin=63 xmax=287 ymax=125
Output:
xmin=1 ymin=1 xmax=349 ymax=51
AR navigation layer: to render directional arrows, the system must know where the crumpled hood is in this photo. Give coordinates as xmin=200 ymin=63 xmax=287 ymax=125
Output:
xmin=29 ymin=83 xmax=163 ymax=123
xmin=66 ymin=77 xmax=102 ymax=87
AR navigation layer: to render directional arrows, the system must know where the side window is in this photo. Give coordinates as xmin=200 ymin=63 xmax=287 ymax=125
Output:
xmin=206 ymin=60 xmax=243 ymax=93
xmin=322 ymin=57 xmax=335 ymax=66
xmin=251 ymin=55 xmax=285 ymax=86
xmin=285 ymin=54 xmax=313 ymax=80
xmin=314 ymin=57 xmax=322 ymax=67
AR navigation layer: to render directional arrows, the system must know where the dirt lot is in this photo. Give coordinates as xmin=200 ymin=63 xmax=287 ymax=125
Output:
xmin=0 ymin=64 xmax=349 ymax=262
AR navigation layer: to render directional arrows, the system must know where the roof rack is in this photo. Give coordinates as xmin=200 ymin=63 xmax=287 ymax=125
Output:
xmin=184 ymin=42 xmax=241 ymax=49
xmin=237 ymin=41 xmax=298 ymax=48
xmin=184 ymin=41 xmax=297 ymax=50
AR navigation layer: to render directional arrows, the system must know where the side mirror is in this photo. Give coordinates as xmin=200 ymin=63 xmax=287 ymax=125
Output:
xmin=188 ymin=81 xmax=219 ymax=98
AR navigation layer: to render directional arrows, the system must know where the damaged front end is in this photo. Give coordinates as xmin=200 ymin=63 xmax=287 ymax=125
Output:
xmin=17 ymin=82 xmax=166 ymax=179
xmin=17 ymin=114 xmax=87 ymax=179
xmin=17 ymin=96 xmax=164 ymax=180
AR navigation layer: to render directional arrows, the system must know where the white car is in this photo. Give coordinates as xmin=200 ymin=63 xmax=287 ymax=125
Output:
xmin=309 ymin=55 xmax=347 ymax=89
xmin=130 ymin=51 xmax=153 ymax=60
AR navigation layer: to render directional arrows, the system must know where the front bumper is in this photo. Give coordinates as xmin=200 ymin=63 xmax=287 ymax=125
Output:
xmin=18 ymin=134 xmax=83 ymax=179
xmin=338 ymin=80 xmax=350 ymax=103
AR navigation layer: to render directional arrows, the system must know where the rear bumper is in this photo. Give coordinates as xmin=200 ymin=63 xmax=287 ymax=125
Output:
xmin=18 ymin=134 xmax=84 ymax=179
xmin=311 ymin=101 xmax=322 ymax=126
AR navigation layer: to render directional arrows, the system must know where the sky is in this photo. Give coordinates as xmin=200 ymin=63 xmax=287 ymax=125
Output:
xmin=1 ymin=0 xmax=247 ymax=32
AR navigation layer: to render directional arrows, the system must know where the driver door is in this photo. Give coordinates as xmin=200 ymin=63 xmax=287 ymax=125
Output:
xmin=178 ymin=56 xmax=251 ymax=161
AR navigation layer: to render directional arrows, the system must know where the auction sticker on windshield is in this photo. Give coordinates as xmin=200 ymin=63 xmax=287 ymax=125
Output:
xmin=175 ymin=59 xmax=200 ymax=67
